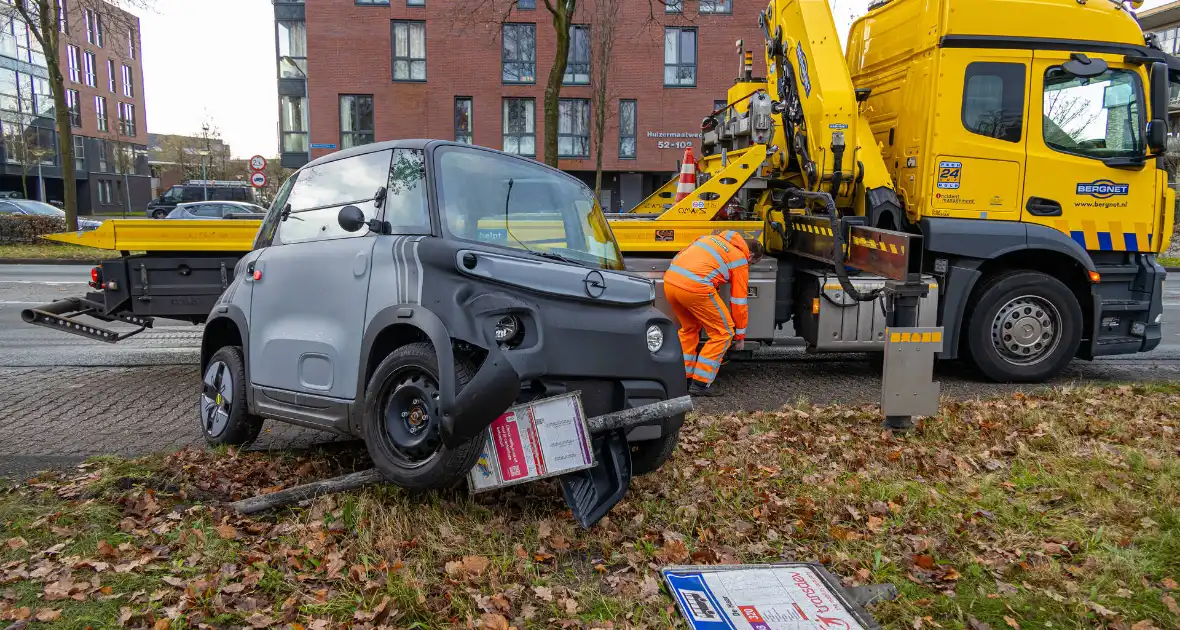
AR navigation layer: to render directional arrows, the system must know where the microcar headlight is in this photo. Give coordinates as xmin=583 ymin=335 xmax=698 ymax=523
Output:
xmin=646 ymin=325 xmax=664 ymax=353
xmin=494 ymin=315 xmax=522 ymax=346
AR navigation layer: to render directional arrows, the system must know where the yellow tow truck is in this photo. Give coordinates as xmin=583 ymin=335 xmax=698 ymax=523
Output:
xmin=28 ymin=0 xmax=1179 ymax=386
xmin=617 ymin=0 xmax=1178 ymax=383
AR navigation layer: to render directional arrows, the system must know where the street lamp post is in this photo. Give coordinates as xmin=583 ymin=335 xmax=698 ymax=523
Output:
xmin=201 ymin=122 xmax=210 ymax=201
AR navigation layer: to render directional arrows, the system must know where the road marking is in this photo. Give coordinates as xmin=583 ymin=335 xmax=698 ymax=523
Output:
xmin=0 ymin=280 xmax=87 ymax=285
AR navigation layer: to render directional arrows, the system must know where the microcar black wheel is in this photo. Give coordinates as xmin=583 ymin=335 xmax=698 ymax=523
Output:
xmin=199 ymin=346 xmax=264 ymax=447
xmin=965 ymin=271 xmax=1081 ymax=383
xmin=361 ymin=342 xmax=486 ymax=491
xmin=152 ymin=209 xmax=168 ymax=219
xmin=629 ymin=422 xmax=681 ymax=476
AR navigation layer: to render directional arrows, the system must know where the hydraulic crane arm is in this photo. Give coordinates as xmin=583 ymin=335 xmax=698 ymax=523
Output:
xmin=760 ymin=0 xmax=903 ymax=227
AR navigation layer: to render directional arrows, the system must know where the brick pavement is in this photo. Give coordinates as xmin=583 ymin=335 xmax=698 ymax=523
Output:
xmin=0 ymin=366 xmax=350 ymax=478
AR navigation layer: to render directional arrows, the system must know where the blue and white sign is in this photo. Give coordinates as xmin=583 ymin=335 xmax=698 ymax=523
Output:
xmin=661 ymin=565 xmax=868 ymax=630
xmin=310 ymin=143 xmax=337 ymax=150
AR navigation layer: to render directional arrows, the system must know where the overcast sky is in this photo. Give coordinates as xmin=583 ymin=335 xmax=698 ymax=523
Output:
xmin=134 ymin=0 xmax=1174 ymax=160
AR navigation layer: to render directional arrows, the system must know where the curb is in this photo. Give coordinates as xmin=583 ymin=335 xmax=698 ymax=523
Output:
xmin=0 ymin=258 xmax=101 ymax=265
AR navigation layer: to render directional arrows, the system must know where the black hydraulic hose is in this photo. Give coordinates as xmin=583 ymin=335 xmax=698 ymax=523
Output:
xmin=790 ymin=190 xmax=883 ymax=303
xmin=830 ymin=136 xmax=845 ymax=198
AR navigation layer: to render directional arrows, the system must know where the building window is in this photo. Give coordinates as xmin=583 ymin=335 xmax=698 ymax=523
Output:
xmin=962 ymin=62 xmax=1025 ymax=144
xmin=74 ymin=135 xmax=85 ymax=171
xmin=502 ymin=23 xmax=536 ymax=84
xmin=58 ymin=3 xmax=67 ymax=33
xmin=564 ymin=25 xmax=590 ymax=85
xmin=664 ymin=27 xmax=697 ymax=87
xmin=408 ymin=0 xmax=424 ymax=5
xmin=66 ymin=89 xmax=81 ymax=128
xmin=281 ymin=95 xmax=309 ymax=153
xmin=713 ymin=99 xmax=727 ymax=113
xmin=557 ymin=98 xmax=589 ymax=158
xmin=83 ymin=51 xmax=96 ymax=86
xmin=277 ymin=21 xmax=307 ymax=78
xmin=455 ymin=97 xmax=473 ymax=144
xmin=700 ymin=0 xmax=732 ymax=14
xmin=95 ymin=96 xmax=108 ymax=132
xmin=107 ymin=59 xmax=116 ymax=92
xmin=391 ymin=21 xmax=426 ymax=81
xmin=33 ymin=77 xmax=51 ymax=117
xmin=122 ymin=65 xmax=133 ymax=97
xmin=502 ymin=98 xmax=535 ymax=156
xmin=666 ymin=0 xmax=682 ymax=12
xmin=355 ymin=0 xmax=390 ymax=4
xmin=619 ymin=99 xmax=636 ymax=159
xmin=96 ymin=139 xmax=108 ymax=172
xmin=340 ymin=94 xmax=374 ymax=149
xmin=98 ymin=180 xmax=112 ymax=205
xmin=517 ymin=0 xmax=535 ymax=7
xmin=84 ymin=9 xmax=103 ymax=47
xmin=67 ymin=45 xmax=80 ymax=82
xmin=128 ymin=29 xmax=136 ymax=59
xmin=118 ymin=102 xmax=136 ymax=136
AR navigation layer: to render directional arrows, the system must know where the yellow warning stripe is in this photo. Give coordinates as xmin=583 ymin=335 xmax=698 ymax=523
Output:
xmin=889 ymin=331 xmax=942 ymax=343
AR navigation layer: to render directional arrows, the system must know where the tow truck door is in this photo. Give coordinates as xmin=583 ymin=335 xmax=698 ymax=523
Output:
xmin=248 ymin=149 xmax=393 ymax=402
xmin=1022 ymin=51 xmax=1158 ymax=252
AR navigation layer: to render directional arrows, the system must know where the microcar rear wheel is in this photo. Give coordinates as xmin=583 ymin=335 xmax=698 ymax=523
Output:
xmin=362 ymin=342 xmax=486 ymax=491
xmin=152 ymin=209 xmax=168 ymax=219
xmin=199 ymin=346 xmax=264 ymax=447
xmin=629 ymin=421 xmax=681 ymax=476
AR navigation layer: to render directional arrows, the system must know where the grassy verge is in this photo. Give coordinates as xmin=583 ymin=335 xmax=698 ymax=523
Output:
xmin=1158 ymin=256 xmax=1180 ymax=268
xmin=0 ymin=242 xmax=117 ymax=261
xmin=3 ymin=385 xmax=1179 ymax=629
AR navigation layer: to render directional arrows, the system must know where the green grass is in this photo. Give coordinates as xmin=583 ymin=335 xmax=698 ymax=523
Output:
xmin=1159 ymin=256 xmax=1180 ymax=268
xmin=2 ymin=386 xmax=1179 ymax=628
xmin=0 ymin=242 xmax=116 ymax=260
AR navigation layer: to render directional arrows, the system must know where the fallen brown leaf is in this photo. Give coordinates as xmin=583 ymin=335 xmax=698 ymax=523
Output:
xmin=34 ymin=609 xmax=61 ymax=622
xmin=462 ymin=555 xmax=491 ymax=576
xmin=1162 ymin=594 xmax=1180 ymax=616
xmin=1003 ymin=616 xmax=1019 ymax=629
xmin=153 ymin=618 xmax=170 ymax=630
xmin=533 ymin=585 xmax=554 ymax=602
xmin=6 ymin=537 xmax=27 ymax=550
xmin=655 ymin=539 xmax=690 ymax=564
xmin=98 ymin=539 xmax=118 ymax=558
xmin=1161 ymin=577 xmax=1178 ymax=590
xmin=480 ymin=612 xmax=510 ymax=630
xmin=866 ymin=516 xmax=885 ymax=533
xmin=1131 ymin=621 xmax=1157 ymax=630
xmin=560 ymin=596 xmax=579 ymax=615
xmin=215 ymin=524 xmax=238 ymax=540
xmin=914 ymin=554 xmax=936 ymax=570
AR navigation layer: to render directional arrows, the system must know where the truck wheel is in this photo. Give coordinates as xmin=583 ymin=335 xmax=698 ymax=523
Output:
xmin=361 ymin=342 xmax=485 ymax=491
xmin=965 ymin=271 xmax=1081 ymax=383
xmin=629 ymin=423 xmax=681 ymax=476
xmin=199 ymin=346 xmax=264 ymax=447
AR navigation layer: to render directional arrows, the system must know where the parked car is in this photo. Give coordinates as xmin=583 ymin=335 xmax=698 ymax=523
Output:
xmin=0 ymin=199 xmax=101 ymax=230
xmin=147 ymin=181 xmax=257 ymax=218
xmin=164 ymin=201 xmax=266 ymax=220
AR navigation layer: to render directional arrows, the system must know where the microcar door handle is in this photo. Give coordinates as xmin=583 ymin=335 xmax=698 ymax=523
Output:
xmin=1026 ymin=197 xmax=1062 ymax=217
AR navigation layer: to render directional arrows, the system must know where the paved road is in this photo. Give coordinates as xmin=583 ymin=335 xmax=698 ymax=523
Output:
xmin=3 ymin=263 xmax=1180 ymax=478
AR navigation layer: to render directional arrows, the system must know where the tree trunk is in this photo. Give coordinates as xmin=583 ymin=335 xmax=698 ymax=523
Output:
xmin=542 ymin=1 xmax=574 ymax=168
xmin=38 ymin=1 xmax=77 ymax=230
xmin=593 ymin=87 xmax=606 ymax=199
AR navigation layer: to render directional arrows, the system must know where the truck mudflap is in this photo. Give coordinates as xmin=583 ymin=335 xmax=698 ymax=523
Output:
xmin=21 ymin=297 xmax=154 ymax=343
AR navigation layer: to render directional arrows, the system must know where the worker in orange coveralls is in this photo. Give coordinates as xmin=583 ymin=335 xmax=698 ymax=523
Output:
xmin=664 ymin=230 xmax=764 ymax=397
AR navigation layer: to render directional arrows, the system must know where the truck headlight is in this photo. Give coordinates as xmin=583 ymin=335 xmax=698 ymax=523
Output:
xmin=646 ymin=325 xmax=664 ymax=353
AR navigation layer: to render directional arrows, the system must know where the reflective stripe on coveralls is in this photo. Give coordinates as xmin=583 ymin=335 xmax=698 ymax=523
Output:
xmin=664 ymin=232 xmax=751 ymax=385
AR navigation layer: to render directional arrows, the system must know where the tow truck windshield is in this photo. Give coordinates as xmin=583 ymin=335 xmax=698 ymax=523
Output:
xmin=435 ymin=146 xmax=625 ymax=271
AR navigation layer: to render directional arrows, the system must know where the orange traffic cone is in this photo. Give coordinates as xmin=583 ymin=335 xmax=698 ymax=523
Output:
xmin=674 ymin=147 xmax=697 ymax=203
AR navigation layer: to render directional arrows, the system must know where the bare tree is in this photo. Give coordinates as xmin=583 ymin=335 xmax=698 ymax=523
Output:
xmin=588 ymin=0 xmax=620 ymax=199
xmin=0 ymin=0 xmax=150 ymax=230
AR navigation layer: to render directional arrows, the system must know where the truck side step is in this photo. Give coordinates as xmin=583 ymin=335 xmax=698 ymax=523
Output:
xmin=20 ymin=298 xmax=154 ymax=344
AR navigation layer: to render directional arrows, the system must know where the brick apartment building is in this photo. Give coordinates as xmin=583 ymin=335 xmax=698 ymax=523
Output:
xmin=272 ymin=0 xmax=762 ymax=212
xmin=0 ymin=0 xmax=149 ymax=215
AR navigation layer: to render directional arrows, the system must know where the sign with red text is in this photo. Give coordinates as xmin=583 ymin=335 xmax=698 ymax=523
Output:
xmin=662 ymin=565 xmax=873 ymax=630
xmin=468 ymin=392 xmax=594 ymax=492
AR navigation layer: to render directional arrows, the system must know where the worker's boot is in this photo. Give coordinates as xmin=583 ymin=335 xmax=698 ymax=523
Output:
xmin=688 ymin=381 xmax=722 ymax=397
